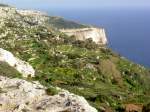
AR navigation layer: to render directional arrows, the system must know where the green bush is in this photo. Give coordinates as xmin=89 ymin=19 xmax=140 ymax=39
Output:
xmin=45 ymin=87 xmax=59 ymax=95
xmin=0 ymin=61 xmax=22 ymax=78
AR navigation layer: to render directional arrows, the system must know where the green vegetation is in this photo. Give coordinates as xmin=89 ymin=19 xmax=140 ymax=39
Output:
xmin=0 ymin=4 xmax=9 ymax=7
xmin=46 ymin=87 xmax=60 ymax=95
xmin=0 ymin=87 xmax=3 ymax=93
xmin=48 ymin=16 xmax=89 ymax=29
xmin=0 ymin=61 xmax=22 ymax=78
xmin=0 ymin=9 xmax=150 ymax=111
xmin=142 ymin=102 xmax=150 ymax=112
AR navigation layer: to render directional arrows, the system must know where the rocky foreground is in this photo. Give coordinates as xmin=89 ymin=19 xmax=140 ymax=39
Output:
xmin=0 ymin=47 xmax=97 ymax=112
xmin=0 ymin=76 xmax=97 ymax=112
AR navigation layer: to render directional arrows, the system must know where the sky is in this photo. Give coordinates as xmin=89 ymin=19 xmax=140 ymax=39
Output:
xmin=1 ymin=0 xmax=150 ymax=10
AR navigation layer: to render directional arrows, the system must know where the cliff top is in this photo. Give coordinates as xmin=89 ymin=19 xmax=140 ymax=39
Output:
xmin=0 ymin=4 xmax=10 ymax=7
xmin=60 ymin=27 xmax=104 ymax=32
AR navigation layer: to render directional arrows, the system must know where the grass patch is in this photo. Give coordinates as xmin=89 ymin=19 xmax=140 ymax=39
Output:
xmin=45 ymin=86 xmax=60 ymax=95
xmin=0 ymin=61 xmax=22 ymax=78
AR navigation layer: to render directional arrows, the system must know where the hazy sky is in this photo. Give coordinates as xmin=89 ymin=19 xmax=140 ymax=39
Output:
xmin=1 ymin=0 xmax=150 ymax=9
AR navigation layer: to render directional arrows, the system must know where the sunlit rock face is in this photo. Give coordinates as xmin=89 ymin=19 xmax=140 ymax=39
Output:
xmin=60 ymin=28 xmax=108 ymax=45
xmin=0 ymin=76 xmax=97 ymax=112
xmin=0 ymin=48 xmax=35 ymax=77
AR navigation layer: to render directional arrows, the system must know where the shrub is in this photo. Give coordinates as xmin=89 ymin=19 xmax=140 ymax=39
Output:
xmin=142 ymin=103 xmax=150 ymax=112
xmin=45 ymin=87 xmax=59 ymax=95
xmin=0 ymin=61 xmax=22 ymax=78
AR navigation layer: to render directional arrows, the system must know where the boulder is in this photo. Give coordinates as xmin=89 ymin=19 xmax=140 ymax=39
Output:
xmin=0 ymin=76 xmax=97 ymax=112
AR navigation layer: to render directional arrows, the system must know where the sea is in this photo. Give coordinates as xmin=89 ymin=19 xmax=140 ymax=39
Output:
xmin=46 ymin=8 xmax=150 ymax=68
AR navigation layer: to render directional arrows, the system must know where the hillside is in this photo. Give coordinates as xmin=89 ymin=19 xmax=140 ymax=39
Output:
xmin=48 ymin=16 xmax=89 ymax=29
xmin=0 ymin=6 xmax=150 ymax=112
xmin=0 ymin=4 xmax=10 ymax=7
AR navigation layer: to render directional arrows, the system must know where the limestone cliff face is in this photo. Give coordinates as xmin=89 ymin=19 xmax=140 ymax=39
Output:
xmin=60 ymin=27 xmax=108 ymax=45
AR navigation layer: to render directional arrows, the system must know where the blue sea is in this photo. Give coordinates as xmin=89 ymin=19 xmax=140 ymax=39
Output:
xmin=46 ymin=8 xmax=150 ymax=68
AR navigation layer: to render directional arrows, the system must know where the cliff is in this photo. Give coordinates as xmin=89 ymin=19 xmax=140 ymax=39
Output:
xmin=0 ymin=5 xmax=150 ymax=112
xmin=60 ymin=27 xmax=108 ymax=45
xmin=0 ymin=7 xmax=107 ymax=45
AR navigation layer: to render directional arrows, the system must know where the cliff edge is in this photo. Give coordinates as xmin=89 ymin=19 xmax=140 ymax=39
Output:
xmin=60 ymin=27 xmax=108 ymax=45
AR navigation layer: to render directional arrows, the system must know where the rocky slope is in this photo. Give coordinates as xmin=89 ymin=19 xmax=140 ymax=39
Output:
xmin=0 ymin=5 xmax=150 ymax=112
xmin=0 ymin=76 xmax=97 ymax=112
xmin=0 ymin=48 xmax=35 ymax=77
xmin=0 ymin=48 xmax=97 ymax=112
